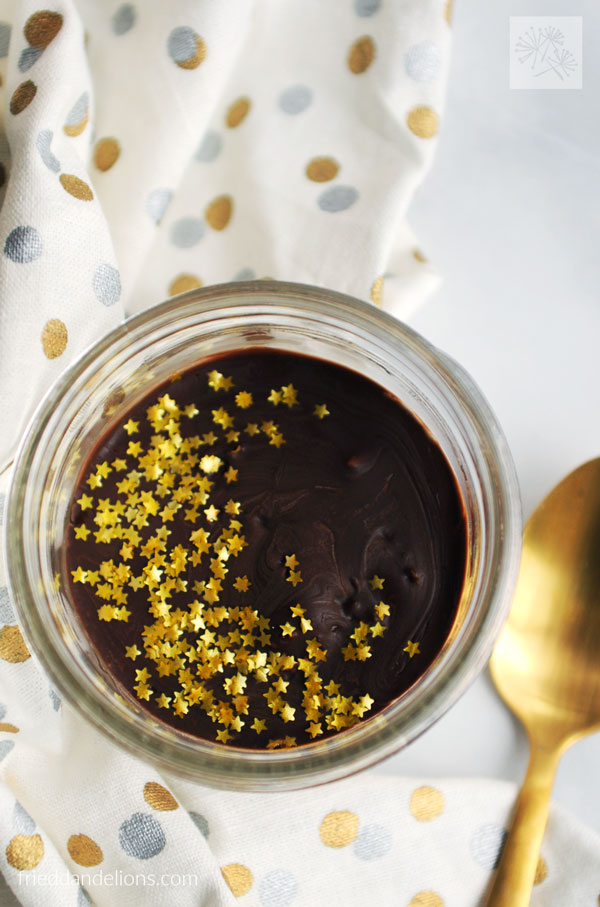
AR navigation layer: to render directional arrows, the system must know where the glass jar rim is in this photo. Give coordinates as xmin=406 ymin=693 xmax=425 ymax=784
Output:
xmin=6 ymin=281 xmax=522 ymax=790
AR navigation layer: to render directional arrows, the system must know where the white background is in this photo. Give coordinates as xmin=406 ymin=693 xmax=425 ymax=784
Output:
xmin=378 ymin=0 xmax=600 ymax=835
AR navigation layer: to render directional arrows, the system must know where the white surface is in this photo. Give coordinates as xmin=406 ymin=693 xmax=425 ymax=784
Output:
xmin=377 ymin=0 xmax=600 ymax=834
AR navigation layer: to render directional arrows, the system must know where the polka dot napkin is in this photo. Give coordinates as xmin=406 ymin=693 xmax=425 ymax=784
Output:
xmin=0 ymin=0 xmax=449 ymax=468
xmin=2 ymin=2 xmax=600 ymax=906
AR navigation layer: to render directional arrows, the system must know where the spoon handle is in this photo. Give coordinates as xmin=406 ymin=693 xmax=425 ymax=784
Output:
xmin=485 ymin=741 xmax=561 ymax=907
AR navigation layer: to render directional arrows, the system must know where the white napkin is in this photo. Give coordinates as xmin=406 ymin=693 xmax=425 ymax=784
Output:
xmin=0 ymin=0 xmax=448 ymax=469
xmin=2 ymin=2 xmax=599 ymax=905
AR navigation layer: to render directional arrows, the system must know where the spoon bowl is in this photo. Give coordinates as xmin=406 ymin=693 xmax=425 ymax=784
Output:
xmin=486 ymin=458 xmax=600 ymax=905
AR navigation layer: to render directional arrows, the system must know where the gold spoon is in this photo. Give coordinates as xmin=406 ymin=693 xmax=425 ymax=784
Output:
xmin=486 ymin=458 xmax=600 ymax=907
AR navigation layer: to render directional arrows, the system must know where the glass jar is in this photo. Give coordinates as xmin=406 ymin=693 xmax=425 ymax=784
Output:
xmin=6 ymin=281 xmax=521 ymax=791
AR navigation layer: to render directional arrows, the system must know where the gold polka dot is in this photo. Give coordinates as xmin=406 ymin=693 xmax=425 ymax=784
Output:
xmin=221 ymin=864 xmax=253 ymax=897
xmin=10 ymin=81 xmax=37 ymax=115
xmin=41 ymin=319 xmax=68 ymax=359
xmin=534 ymin=855 xmax=548 ymax=885
xmin=94 ymin=138 xmax=120 ymax=172
xmin=407 ymin=106 xmax=439 ymax=139
xmin=409 ymin=892 xmax=444 ymax=907
xmin=413 ymin=249 xmax=427 ymax=263
xmin=169 ymin=273 xmax=202 ymax=296
xmin=370 ymin=276 xmax=384 ymax=307
xmin=348 ymin=36 xmax=376 ymax=74
xmin=226 ymin=97 xmax=251 ymax=128
xmin=143 ymin=781 xmax=178 ymax=811
xmin=67 ymin=834 xmax=103 ymax=867
xmin=205 ymin=195 xmax=233 ymax=231
xmin=64 ymin=115 xmax=88 ymax=138
xmin=59 ymin=174 xmax=94 ymax=201
xmin=445 ymin=0 xmax=453 ymax=25
xmin=6 ymin=835 xmax=44 ymax=870
xmin=306 ymin=157 xmax=339 ymax=183
xmin=319 ymin=810 xmax=359 ymax=848
xmin=0 ymin=723 xmax=19 ymax=734
xmin=0 ymin=626 xmax=30 ymax=663
xmin=410 ymin=786 xmax=445 ymax=822
xmin=177 ymin=35 xmax=206 ymax=70
xmin=24 ymin=10 xmax=63 ymax=49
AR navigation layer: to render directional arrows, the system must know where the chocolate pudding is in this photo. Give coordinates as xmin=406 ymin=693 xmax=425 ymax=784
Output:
xmin=65 ymin=350 xmax=466 ymax=749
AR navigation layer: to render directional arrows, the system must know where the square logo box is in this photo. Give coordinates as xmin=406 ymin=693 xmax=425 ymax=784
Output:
xmin=510 ymin=17 xmax=582 ymax=89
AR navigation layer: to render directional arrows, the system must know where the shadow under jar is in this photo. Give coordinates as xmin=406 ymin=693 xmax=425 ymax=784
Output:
xmin=6 ymin=281 xmax=521 ymax=791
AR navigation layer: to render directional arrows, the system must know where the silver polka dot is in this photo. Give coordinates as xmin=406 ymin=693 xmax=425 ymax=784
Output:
xmin=13 ymin=802 xmax=35 ymax=835
xmin=36 ymin=130 xmax=60 ymax=172
xmin=145 ymin=187 xmax=172 ymax=224
xmin=0 ymin=704 xmax=5 ymax=721
xmin=0 ymin=588 xmax=15 ymax=625
xmin=354 ymin=0 xmax=381 ymax=16
xmin=49 ymin=688 xmax=61 ymax=711
xmin=259 ymin=869 xmax=298 ymax=907
xmin=170 ymin=217 xmax=204 ymax=248
xmin=93 ymin=263 xmax=121 ymax=306
xmin=470 ymin=824 xmax=507 ymax=870
xmin=77 ymin=886 xmax=92 ymax=907
xmin=112 ymin=4 xmax=136 ymax=36
xmin=65 ymin=92 xmax=89 ymax=127
xmin=0 ymin=741 xmax=14 ymax=762
xmin=0 ymin=23 xmax=11 ymax=58
xmin=405 ymin=42 xmax=442 ymax=83
xmin=4 ymin=226 xmax=43 ymax=263
xmin=18 ymin=46 xmax=42 ymax=72
xmin=233 ymin=267 xmax=256 ymax=281
xmin=278 ymin=85 xmax=312 ymax=115
xmin=196 ymin=131 xmax=222 ymax=163
xmin=353 ymin=824 xmax=392 ymax=861
xmin=167 ymin=26 xmax=196 ymax=63
xmin=317 ymin=186 xmax=359 ymax=213
xmin=189 ymin=812 xmax=209 ymax=838
xmin=119 ymin=812 xmax=166 ymax=860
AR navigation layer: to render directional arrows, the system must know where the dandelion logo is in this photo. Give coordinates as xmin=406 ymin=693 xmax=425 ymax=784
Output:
xmin=510 ymin=17 xmax=582 ymax=90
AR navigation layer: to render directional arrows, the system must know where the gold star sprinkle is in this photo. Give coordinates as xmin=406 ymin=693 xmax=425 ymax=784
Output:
xmin=267 ymin=389 xmax=282 ymax=406
xmin=280 ymin=622 xmax=295 ymax=637
xmin=375 ymin=601 xmax=390 ymax=620
xmin=245 ymin=422 xmax=260 ymax=436
xmin=71 ymin=567 xmax=87 ymax=583
xmin=285 ymin=554 xmax=299 ymax=569
xmin=200 ymin=455 xmax=223 ymax=474
xmin=207 ymin=370 xmax=231 ymax=391
xmin=370 ymin=622 xmax=385 ymax=638
xmin=404 ymin=640 xmax=420 ymax=658
xmin=124 ymin=419 xmax=139 ymax=435
xmin=369 ymin=574 xmax=385 ymax=590
xmin=233 ymin=576 xmax=250 ymax=592
xmin=281 ymin=384 xmax=298 ymax=408
xmin=287 ymin=570 xmax=302 ymax=587
xmin=280 ymin=703 xmax=296 ymax=723
xmin=251 ymin=717 xmax=266 ymax=734
xmin=125 ymin=644 xmax=141 ymax=660
xmin=225 ymin=466 xmax=238 ymax=484
xmin=77 ymin=493 xmax=94 ymax=510
xmin=235 ymin=391 xmax=253 ymax=409
xmin=183 ymin=404 xmax=199 ymax=419
xmin=204 ymin=505 xmax=219 ymax=522
xmin=313 ymin=404 xmax=330 ymax=419
xmin=216 ymin=728 xmax=232 ymax=744
xmin=74 ymin=525 xmax=91 ymax=540
xmin=156 ymin=693 xmax=171 ymax=709
xmin=290 ymin=604 xmax=305 ymax=618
